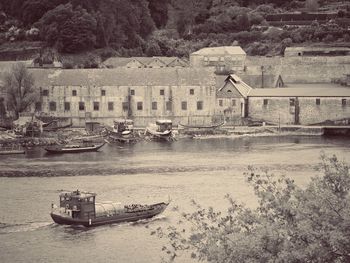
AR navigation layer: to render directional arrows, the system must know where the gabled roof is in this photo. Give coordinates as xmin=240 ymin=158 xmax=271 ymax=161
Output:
xmin=191 ymin=46 xmax=246 ymax=56
xmin=21 ymin=68 xmax=217 ymax=87
xmin=218 ymin=74 xmax=252 ymax=98
xmin=102 ymin=56 xmax=188 ymax=68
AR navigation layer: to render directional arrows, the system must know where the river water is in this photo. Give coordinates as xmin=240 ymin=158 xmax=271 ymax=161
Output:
xmin=1 ymin=135 xmax=350 ymax=263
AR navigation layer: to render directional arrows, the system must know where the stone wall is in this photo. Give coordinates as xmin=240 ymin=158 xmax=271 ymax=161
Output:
xmin=299 ymin=97 xmax=350 ymax=124
xmin=248 ymin=97 xmax=295 ymax=124
xmin=244 ymin=55 xmax=350 ymax=84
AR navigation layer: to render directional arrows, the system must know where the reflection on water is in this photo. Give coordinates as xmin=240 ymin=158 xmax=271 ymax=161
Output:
xmin=1 ymin=135 xmax=350 ymax=263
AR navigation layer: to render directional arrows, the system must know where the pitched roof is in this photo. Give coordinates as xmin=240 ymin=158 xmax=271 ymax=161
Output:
xmin=249 ymin=86 xmax=350 ymax=97
xmin=24 ymin=68 xmax=216 ymax=87
xmin=191 ymin=46 xmax=246 ymax=56
xmin=102 ymin=56 xmax=188 ymax=68
xmin=218 ymin=74 xmax=252 ymax=98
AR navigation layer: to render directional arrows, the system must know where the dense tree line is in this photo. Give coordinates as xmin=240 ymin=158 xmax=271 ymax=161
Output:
xmin=0 ymin=0 xmax=348 ymax=57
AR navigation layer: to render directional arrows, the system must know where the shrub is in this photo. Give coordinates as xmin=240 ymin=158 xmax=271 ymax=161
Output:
xmin=155 ymin=154 xmax=350 ymax=263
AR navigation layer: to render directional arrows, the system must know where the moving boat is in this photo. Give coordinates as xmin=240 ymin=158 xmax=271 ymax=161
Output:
xmin=50 ymin=190 xmax=169 ymax=227
xmin=145 ymin=119 xmax=174 ymax=141
xmin=108 ymin=119 xmax=138 ymax=143
xmin=44 ymin=141 xmax=105 ymax=154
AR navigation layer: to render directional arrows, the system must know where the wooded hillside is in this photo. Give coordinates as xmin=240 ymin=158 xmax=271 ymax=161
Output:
xmin=0 ymin=0 xmax=349 ymax=63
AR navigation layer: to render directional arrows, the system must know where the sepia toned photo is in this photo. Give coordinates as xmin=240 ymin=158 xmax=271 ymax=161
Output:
xmin=0 ymin=0 xmax=350 ymax=262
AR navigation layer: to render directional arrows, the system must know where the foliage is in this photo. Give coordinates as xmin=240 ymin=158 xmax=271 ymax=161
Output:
xmin=35 ymin=3 xmax=97 ymax=53
xmin=154 ymin=154 xmax=350 ymax=262
xmin=2 ymin=63 xmax=37 ymax=119
xmin=305 ymin=0 xmax=319 ymax=12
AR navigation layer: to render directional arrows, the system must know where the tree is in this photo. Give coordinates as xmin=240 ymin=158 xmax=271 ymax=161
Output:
xmin=305 ymin=0 xmax=319 ymax=12
xmin=148 ymin=0 xmax=170 ymax=28
xmin=154 ymin=154 xmax=350 ymax=262
xmin=0 ymin=97 xmax=6 ymax=118
xmin=36 ymin=3 xmax=97 ymax=53
xmin=2 ymin=63 xmax=37 ymax=119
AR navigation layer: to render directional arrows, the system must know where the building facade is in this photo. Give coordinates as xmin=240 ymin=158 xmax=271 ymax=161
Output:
xmin=30 ymin=68 xmax=218 ymax=127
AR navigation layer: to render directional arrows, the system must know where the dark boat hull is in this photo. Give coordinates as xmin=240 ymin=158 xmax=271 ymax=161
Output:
xmin=51 ymin=202 xmax=168 ymax=227
xmin=45 ymin=142 xmax=105 ymax=154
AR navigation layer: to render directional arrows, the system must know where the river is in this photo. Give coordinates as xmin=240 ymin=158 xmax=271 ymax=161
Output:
xmin=1 ymin=135 xmax=350 ymax=263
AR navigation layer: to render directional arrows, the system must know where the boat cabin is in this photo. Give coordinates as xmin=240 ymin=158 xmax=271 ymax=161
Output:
xmin=58 ymin=190 xmax=96 ymax=219
xmin=156 ymin=119 xmax=172 ymax=132
xmin=113 ymin=119 xmax=134 ymax=134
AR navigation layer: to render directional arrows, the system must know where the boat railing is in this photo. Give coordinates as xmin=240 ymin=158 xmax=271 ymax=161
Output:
xmin=0 ymin=145 xmax=23 ymax=151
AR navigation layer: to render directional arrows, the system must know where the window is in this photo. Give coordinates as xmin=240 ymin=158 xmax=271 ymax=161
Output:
xmin=181 ymin=101 xmax=187 ymax=110
xmin=342 ymin=99 xmax=346 ymax=106
xmin=197 ymin=101 xmax=203 ymax=110
xmin=35 ymin=102 xmax=42 ymax=111
xmin=160 ymin=89 xmax=164 ymax=95
xmin=49 ymin=101 xmax=56 ymax=111
xmin=72 ymin=90 xmax=77 ymax=96
xmin=122 ymin=102 xmax=129 ymax=111
xmin=130 ymin=89 xmax=135 ymax=95
xmin=137 ymin=102 xmax=143 ymax=110
xmin=190 ymin=89 xmax=194 ymax=95
xmin=219 ymin=100 xmax=223 ymax=107
xmin=108 ymin=102 xmax=114 ymax=111
xmin=316 ymin=98 xmax=321 ymax=105
xmin=64 ymin=102 xmax=70 ymax=111
xmin=166 ymin=101 xmax=172 ymax=111
xmin=42 ymin=89 xmax=49 ymax=96
xmin=263 ymin=99 xmax=268 ymax=106
xmin=232 ymin=99 xmax=236 ymax=106
xmin=101 ymin=90 xmax=106 ymax=96
xmin=227 ymin=90 xmax=232 ymax=93
xmin=93 ymin=102 xmax=99 ymax=111
xmin=79 ymin=102 xmax=85 ymax=111
xmin=152 ymin=101 xmax=157 ymax=110
xmin=289 ymin=98 xmax=295 ymax=107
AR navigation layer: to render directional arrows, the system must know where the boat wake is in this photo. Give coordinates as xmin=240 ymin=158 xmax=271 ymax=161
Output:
xmin=0 ymin=221 xmax=54 ymax=234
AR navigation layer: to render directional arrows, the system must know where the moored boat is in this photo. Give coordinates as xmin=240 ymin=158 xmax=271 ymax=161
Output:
xmin=145 ymin=119 xmax=174 ymax=141
xmin=0 ymin=145 xmax=25 ymax=155
xmin=108 ymin=119 xmax=138 ymax=143
xmin=44 ymin=141 xmax=105 ymax=154
xmin=50 ymin=190 xmax=169 ymax=227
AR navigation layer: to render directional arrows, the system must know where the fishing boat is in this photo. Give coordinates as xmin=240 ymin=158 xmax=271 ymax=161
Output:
xmin=44 ymin=141 xmax=105 ymax=154
xmin=145 ymin=119 xmax=173 ymax=141
xmin=0 ymin=145 xmax=25 ymax=155
xmin=108 ymin=119 xmax=138 ymax=143
xmin=50 ymin=190 xmax=169 ymax=227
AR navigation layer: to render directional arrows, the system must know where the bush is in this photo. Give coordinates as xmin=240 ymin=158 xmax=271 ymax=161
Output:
xmin=155 ymin=154 xmax=350 ymax=262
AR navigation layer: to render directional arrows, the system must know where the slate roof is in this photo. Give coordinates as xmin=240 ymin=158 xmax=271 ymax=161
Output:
xmin=249 ymin=86 xmax=350 ymax=97
xmin=191 ymin=46 xmax=246 ymax=56
xmin=218 ymin=74 xmax=252 ymax=98
xmin=25 ymin=68 xmax=216 ymax=87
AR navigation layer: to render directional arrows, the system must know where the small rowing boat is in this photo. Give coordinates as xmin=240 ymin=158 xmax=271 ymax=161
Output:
xmin=44 ymin=141 xmax=105 ymax=154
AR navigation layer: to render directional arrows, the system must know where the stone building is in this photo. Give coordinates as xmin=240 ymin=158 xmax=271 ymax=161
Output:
xmin=29 ymin=68 xmax=218 ymax=127
xmin=248 ymin=85 xmax=350 ymax=125
xmin=216 ymin=74 xmax=250 ymax=125
xmin=190 ymin=46 xmax=246 ymax=72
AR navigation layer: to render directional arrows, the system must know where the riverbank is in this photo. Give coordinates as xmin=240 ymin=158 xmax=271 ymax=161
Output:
xmin=1 ymin=125 xmax=348 ymax=148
